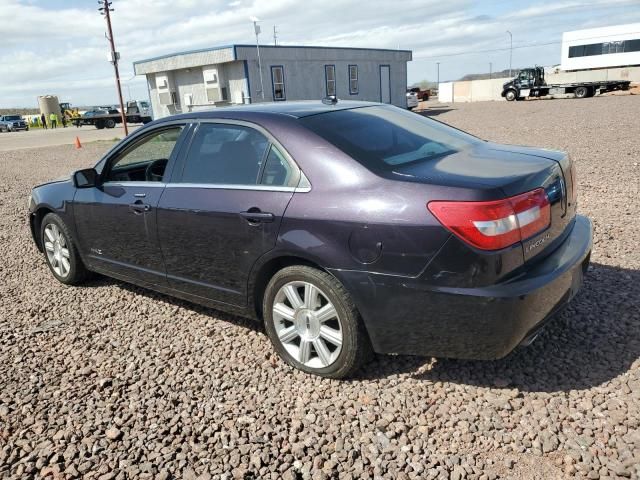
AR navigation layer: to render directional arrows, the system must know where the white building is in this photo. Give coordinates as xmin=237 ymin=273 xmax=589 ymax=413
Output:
xmin=133 ymin=45 xmax=412 ymax=119
xmin=561 ymin=23 xmax=640 ymax=71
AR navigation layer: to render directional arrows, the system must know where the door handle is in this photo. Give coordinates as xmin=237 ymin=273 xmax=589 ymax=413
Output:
xmin=129 ymin=200 xmax=151 ymax=214
xmin=239 ymin=210 xmax=275 ymax=223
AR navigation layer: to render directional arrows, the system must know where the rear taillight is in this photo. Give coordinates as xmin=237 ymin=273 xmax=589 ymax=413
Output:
xmin=427 ymin=188 xmax=550 ymax=250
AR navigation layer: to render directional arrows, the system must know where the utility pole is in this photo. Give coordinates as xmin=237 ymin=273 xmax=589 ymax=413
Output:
xmin=436 ymin=62 xmax=440 ymax=86
xmin=273 ymin=25 xmax=278 ymax=46
xmin=489 ymin=62 xmax=492 ymax=79
xmin=507 ymin=30 xmax=513 ymax=77
xmin=252 ymin=18 xmax=265 ymax=100
xmin=99 ymin=0 xmax=128 ymax=136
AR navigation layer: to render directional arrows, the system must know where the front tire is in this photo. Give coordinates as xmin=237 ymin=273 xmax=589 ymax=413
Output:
xmin=40 ymin=213 xmax=88 ymax=285
xmin=505 ymin=89 xmax=517 ymax=101
xmin=263 ymin=265 xmax=371 ymax=378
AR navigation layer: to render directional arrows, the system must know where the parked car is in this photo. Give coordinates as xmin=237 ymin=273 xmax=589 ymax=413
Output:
xmin=409 ymin=86 xmax=431 ymax=101
xmin=0 ymin=115 xmax=29 ymax=132
xmin=406 ymin=89 xmax=419 ymax=110
xmin=28 ymin=100 xmax=592 ymax=378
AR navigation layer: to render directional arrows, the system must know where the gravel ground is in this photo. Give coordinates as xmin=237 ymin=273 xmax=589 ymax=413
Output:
xmin=1 ymin=96 xmax=639 ymax=480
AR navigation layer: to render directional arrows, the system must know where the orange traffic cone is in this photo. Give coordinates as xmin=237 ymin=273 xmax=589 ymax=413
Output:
xmin=74 ymin=136 xmax=82 ymax=149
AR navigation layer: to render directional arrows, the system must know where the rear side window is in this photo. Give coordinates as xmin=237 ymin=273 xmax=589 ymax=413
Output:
xmin=260 ymin=145 xmax=293 ymax=186
xmin=180 ymin=123 xmax=270 ymax=185
xmin=300 ymin=106 xmax=481 ymax=173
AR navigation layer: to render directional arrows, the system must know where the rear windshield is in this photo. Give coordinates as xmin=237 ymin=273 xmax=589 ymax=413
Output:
xmin=4 ymin=115 xmax=21 ymax=121
xmin=300 ymin=106 xmax=481 ymax=173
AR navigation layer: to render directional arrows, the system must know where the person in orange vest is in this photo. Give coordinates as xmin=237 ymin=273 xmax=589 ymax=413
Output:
xmin=49 ymin=112 xmax=58 ymax=129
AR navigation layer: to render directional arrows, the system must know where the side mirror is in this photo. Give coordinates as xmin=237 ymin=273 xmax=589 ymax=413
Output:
xmin=73 ymin=168 xmax=98 ymax=188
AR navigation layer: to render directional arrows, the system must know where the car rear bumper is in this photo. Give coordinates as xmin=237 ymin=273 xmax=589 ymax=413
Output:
xmin=331 ymin=214 xmax=593 ymax=359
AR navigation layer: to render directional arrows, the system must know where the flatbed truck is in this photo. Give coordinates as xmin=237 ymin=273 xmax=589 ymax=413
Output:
xmin=73 ymin=101 xmax=153 ymax=129
xmin=501 ymin=67 xmax=630 ymax=101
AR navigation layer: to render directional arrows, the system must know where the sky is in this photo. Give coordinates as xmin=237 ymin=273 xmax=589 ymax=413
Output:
xmin=1 ymin=0 xmax=640 ymax=108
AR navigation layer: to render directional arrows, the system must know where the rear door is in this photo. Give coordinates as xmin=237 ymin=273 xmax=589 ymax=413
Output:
xmin=157 ymin=121 xmax=301 ymax=306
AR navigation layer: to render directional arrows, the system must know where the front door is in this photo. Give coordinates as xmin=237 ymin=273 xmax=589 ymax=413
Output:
xmin=74 ymin=125 xmax=187 ymax=286
xmin=380 ymin=65 xmax=391 ymax=103
xmin=157 ymin=121 xmax=299 ymax=306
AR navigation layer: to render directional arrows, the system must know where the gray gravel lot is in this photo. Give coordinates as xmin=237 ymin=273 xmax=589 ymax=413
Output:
xmin=1 ymin=96 xmax=639 ymax=479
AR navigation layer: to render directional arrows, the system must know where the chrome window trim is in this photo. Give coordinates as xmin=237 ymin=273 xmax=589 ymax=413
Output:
xmin=164 ymin=183 xmax=311 ymax=193
xmin=101 ymin=181 xmax=166 ymax=188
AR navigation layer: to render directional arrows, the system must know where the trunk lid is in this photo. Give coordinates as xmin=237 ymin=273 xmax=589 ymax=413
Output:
xmin=391 ymin=142 xmax=575 ymax=261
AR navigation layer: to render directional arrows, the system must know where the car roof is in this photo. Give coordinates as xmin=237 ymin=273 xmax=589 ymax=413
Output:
xmin=158 ymin=100 xmax=383 ymax=122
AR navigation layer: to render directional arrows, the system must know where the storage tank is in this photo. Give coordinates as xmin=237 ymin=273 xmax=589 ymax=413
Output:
xmin=38 ymin=95 xmax=61 ymax=118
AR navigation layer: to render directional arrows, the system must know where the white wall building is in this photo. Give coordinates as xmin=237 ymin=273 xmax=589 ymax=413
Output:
xmin=561 ymin=23 xmax=640 ymax=71
xmin=133 ymin=45 xmax=412 ymax=119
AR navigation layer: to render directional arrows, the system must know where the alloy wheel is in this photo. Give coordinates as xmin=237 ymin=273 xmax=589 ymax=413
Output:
xmin=44 ymin=223 xmax=71 ymax=278
xmin=272 ymin=281 xmax=343 ymax=369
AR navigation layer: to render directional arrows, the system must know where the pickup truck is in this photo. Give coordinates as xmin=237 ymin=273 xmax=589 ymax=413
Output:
xmin=0 ymin=115 xmax=29 ymax=132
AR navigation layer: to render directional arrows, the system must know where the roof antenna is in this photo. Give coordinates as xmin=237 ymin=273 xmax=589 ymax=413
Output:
xmin=322 ymin=95 xmax=338 ymax=105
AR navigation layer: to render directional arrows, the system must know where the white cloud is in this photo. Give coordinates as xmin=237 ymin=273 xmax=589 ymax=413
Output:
xmin=1 ymin=0 xmax=639 ymax=107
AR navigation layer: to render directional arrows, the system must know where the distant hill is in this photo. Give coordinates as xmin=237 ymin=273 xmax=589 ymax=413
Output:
xmin=458 ymin=69 xmax=514 ymax=81
xmin=0 ymin=108 xmax=39 ymax=115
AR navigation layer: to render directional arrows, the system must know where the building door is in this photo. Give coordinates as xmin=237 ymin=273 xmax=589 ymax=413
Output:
xmin=380 ymin=65 xmax=391 ymax=104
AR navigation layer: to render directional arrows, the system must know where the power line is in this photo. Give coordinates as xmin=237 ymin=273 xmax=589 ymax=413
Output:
xmin=413 ymin=30 xmax=640 ymax=61
xmin=413 ymin=41 xmax=561 ymax=60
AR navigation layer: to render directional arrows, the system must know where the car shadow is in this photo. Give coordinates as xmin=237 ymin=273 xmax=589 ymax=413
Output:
xmin=416 ymin=107 xmax=455 ymax=117
xmin=81 ymin=275 xmax=264 ymax=334
xmin=354 ymin=262 xmax=639 ymax=392
xmin=84 ymin=262 xmax=638 ymax=392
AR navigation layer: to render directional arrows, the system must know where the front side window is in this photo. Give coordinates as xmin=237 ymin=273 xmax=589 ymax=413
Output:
xmin=271 ymin=66 xmax=286 ymax=101
xmin=301 ymin=105 xmax=481 ymax=174
xmin=106 ymin=127 xmax=183 ymax=182
xmin=180 ymin=123 xmax=270 ymax=185
xmin=325 ymin=65 xmax=336 ymax=97
xmin=349 ymin=65 xmax=358 ymax=94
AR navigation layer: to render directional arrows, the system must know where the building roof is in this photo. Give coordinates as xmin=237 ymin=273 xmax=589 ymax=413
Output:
xmin=133 ymin=44 xmax=412 ymax=75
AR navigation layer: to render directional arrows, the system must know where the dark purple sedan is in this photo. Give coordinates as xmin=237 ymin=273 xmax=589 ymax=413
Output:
xmin=28 ymin=101 xmax=592 ymax=378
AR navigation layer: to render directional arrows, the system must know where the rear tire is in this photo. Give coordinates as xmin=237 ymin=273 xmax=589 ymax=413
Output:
xmin=95 ymin=120 xmax=105 ymax=130
xmin=575 ymin=86 xmax=589 ymax=98
xmin=263 ymin=265 xmax=372 ymax=378
xmin=40 ymin=213 xmax=88 ymax=285
xmin=105 ymin=119 xmax=116 ymax=128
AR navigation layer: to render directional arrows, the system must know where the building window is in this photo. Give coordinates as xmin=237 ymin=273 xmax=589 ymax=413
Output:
xmin=325 ymin=65 xmax=336 ymax=97
xmin=271 ymin=66 xmax=286 ymax=101
xmin=348 ymin=65 xmax=358 ymax=95
xmin=568 ymin=38 xmax=640 ymax=58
